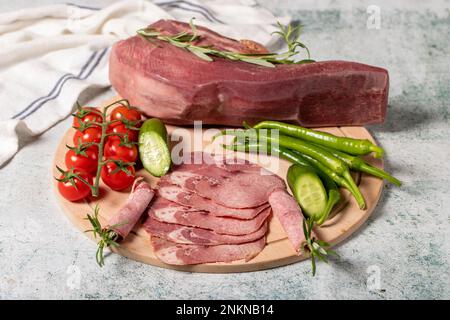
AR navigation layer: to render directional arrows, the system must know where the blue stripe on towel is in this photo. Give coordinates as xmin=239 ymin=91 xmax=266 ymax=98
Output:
xmin=156 ymin=0 xmax=225 ymax=24
xmin=66 ymin=3 xmax=101 ymax=11
xmin=12 ymin=50 xmax=99 ymax=120
xmin=163 ymin=3 xmax=214 ymax=22
xmin=16 ymin=48 xmax=108 ymax=120
xmin=13 ymin=0 xmax=223 ymax=120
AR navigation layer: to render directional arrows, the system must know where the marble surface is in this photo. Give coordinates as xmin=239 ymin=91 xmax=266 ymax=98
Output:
xmin=0 ymin=0 xmax=449 ymax=299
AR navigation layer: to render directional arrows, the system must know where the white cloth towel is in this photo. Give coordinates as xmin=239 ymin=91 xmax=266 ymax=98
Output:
xmin=0 ymin=0 xmax=288 ymax=166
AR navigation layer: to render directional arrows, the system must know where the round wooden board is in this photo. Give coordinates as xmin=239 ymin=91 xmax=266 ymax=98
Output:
xmin=52 ymin=99 xmax=383 ymax=273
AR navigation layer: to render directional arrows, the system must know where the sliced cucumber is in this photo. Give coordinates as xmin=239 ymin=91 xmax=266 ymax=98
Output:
xmin=287 ymin=164 xmax=328 ymax=220
xmin=139 ymin=118 xmax=171 ymax=177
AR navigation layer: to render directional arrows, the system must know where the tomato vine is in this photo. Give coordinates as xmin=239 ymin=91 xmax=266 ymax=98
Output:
xmin=55 ymin=99 xmax=141 ymax=199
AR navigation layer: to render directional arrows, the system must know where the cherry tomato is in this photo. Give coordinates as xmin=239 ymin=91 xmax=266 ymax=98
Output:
xmin=65 ymin=145 xmax=99 ymax=173
xmin=57 ymin=169 xmax=93 ymax=202
xmin=73 ymin=127 xmax=102 ymax=145
xmin=107 ymin=122 xmax=138 ymax=142
xmin=73 ymin=107 xmax=103 ymax=128
xmin=110 ymin=105 xmax=141 ymax=122
xmin=101 ymin=162 xmax=135 ymax=191
xmin=104 ymin=139 xmax=138 ymax=162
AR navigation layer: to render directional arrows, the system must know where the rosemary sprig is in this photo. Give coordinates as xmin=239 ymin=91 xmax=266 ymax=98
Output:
xmin=271 ymin=21 xmax=311 ymax=62
xmin=84 ymin=204 xmax=127 ymax=267
xmin=302 ymin=218 xmax=338 ymax=276
xmin=137 ymin=19 xmax=313 ymax=67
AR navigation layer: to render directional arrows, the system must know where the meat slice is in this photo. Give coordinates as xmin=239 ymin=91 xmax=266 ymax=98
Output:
xmin=151 ymin=236 xmax=266 ymax=265
xmin=173 ymin=152 xmax=264 ymax=174
xmin=109 ymin=19 xmax=389 ymax=127
xmin=149 ymin=197 xmax=271 ymax=235
xmin=143 ymin=217 xmax=268 ymax=245
xmin=163 ymin=164 xmax=285 ymax=208
xmin=107 ymin=178 xmax=154 ymax=239
xmin=268 ymin=189 xmax=306 ymax=253
xmin=157 ymin=181 xmax=269 ymax=219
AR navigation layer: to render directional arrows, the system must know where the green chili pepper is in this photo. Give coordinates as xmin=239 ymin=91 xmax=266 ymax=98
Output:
xmin=225 ymin=141 xmax=339 ymax=223
xmin=225 ymin=129 xmax=346 ymax=174
xmin=223 ymin=129 xmax=366 ymax=209
xmin=250 ymin=120 xmax=385 ymax=158
xmin=317 ymin=183 xmax=340 ymax=225
xmin=221 ymin=130 xmax=366 ymax=209
xmin=313 ymin=145 xmax=402 ymax=186
xmin=292 ymin=151 xmax=368 ymax=211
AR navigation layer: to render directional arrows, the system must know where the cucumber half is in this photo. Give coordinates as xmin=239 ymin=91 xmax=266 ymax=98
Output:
xmin=139 ymin=118 xmax=171 ymax=177
xmin=287 ymin=164 xmax=328 ymax=220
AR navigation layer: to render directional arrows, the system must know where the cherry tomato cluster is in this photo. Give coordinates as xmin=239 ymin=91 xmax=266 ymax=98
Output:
xmin=56 ymin=103 xmax=142 ymax=202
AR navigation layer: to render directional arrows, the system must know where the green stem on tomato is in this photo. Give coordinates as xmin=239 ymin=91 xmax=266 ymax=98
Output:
xmin=90 ymin=99 xmax=132 ymax=197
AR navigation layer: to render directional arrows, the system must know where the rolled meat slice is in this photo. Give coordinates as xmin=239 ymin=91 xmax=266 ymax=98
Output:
xmin=268 ymin=189 xmax=306 ymax=253
xmin=151 ymin=236 xmax=266 ymax=265
xmin=143 ymin=217 xmax=268 ymax=245
xmin=107 ymin=178 xmax=155 ymax=239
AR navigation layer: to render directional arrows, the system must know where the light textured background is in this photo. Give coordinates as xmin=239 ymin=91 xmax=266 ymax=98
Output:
xmin=0 ymin=0 xmax=449 ymax=299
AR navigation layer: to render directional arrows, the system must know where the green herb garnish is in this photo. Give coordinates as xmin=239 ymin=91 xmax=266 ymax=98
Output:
xmin=84 ymin=204 xmax=126 ymax=267
xmin=302 ymin=218 xmax=338 ymax=276
xmin=137 ymin=19 xmax=313 ymax=67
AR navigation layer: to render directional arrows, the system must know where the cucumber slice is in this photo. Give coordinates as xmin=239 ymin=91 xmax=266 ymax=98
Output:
xmin=139 ymin=118 xmax=171 ymax=177
xmin=287 ymin=164 xmax=328 ymax=220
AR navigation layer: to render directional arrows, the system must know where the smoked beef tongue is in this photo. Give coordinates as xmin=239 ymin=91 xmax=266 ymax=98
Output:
xmin=149 ymin=197 xmax=271 ymax=235
xmin=268 ymin=189 xmax=306 ymax=253
xmin=151 ymin=236 xmax=266 ymax=265
xmin=162 ymin=165 xmax=286 ymax=208
xmin=143 ymin=217 xmax=268 ymax=245
xmin=157 ymin=181 xmax=269 ymax=219
xmin=107 ymin=179 xmax=154 ymax=239
xmin=109 ymin=19 xmax=389 ymax=127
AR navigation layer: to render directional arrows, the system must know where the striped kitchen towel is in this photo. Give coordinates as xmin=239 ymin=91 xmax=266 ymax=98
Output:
xmin=0 ymin=0 xmax=288 ymax=166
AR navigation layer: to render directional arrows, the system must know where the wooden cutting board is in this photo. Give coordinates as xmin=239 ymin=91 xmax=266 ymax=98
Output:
xmin=52 ymin=99 xmax=383 ymax=273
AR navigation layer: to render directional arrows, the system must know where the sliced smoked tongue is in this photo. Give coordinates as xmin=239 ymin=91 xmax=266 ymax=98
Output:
xmin=148 ymin=197 xmax=271 ymax=235
xmin=143 ymin=217 xmax=268 ymax=245
xmin=162 ymin=162 xmax=286 ymax=208
xmin=151 ymin=236 xmax=266 ymax=265
xmin=157 ymin=180 xmax=269 ymax=219
xmin=144 ymin=152 xmax=307 ymax=265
